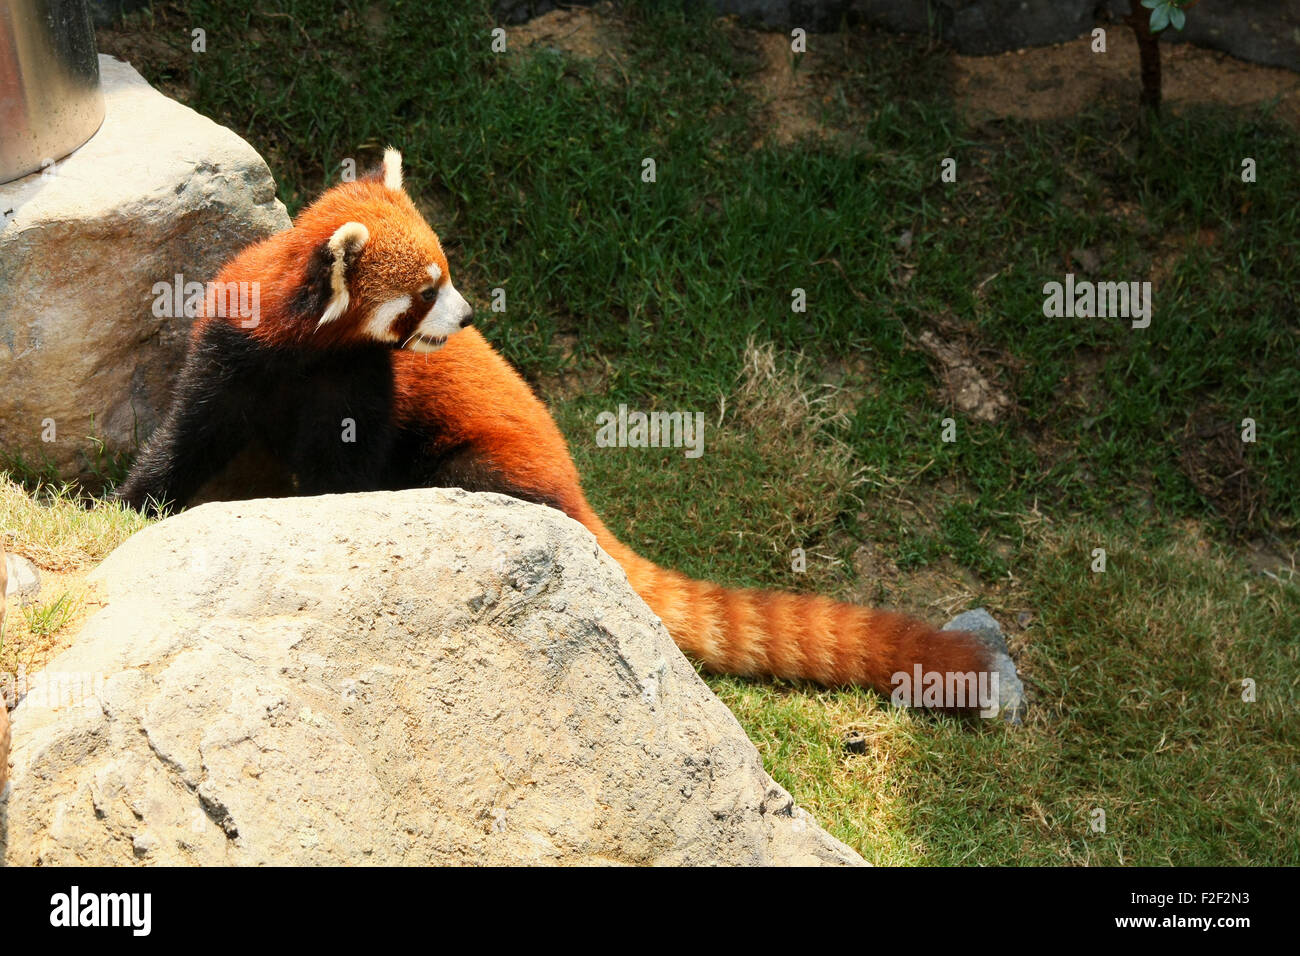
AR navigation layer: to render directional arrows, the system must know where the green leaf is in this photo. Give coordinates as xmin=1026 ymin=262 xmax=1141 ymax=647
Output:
xmin=1141 ymin=0 xmax=1159 ymax=7
xmin=1149 ymin=5 xmax=1171 ymax=31
xmin=1169 ymin=7 xmax=1187 ymax=30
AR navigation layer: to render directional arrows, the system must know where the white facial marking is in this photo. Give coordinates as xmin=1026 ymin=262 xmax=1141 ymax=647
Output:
xmin=365 ymin=295 xmax=412 ymax=342
xmin=406 ymin=281 xmax=472 ymax=353
xmin=318 ymin=221 xmax=369 ymax=327
xmin=426 ymin=263 xmax=442 ymax=283
xmin=319 ymin=293 xmax=348 ymax=326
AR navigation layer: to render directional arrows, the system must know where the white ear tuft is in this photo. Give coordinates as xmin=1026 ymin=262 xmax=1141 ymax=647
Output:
xmin=318 ymin=221 xmax=370 ymax=327
xmin=382 ymin=147 xmax=403 ymax=191
xmin=328 ymin=221 xmax=369 ymax=258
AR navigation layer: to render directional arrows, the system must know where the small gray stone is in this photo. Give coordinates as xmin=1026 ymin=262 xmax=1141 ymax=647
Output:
xmin=131 ymin=832 xmax=158 ymax=858
xmin=942 ymin=608 xmax=1026 ymax=724
xmin=3 ymin=553 xmax=40 ymax=604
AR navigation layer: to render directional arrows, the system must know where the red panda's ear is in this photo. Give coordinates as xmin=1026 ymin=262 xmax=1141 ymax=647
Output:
xmin=359 ymin=147 xmax=403 ymax=190
xmin=317 ymin=221 xmax=369 ymax=327
xmin=382 ymin=147 xmax=402 ymax=191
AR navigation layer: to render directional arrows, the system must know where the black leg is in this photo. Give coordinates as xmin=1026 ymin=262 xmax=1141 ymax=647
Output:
xmin=115 ymin=326 xmax=262 ymax=515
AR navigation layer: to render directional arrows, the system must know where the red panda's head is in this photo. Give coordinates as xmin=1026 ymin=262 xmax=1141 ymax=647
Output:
xmin=285 ymin=149 xmax=473 ymax=353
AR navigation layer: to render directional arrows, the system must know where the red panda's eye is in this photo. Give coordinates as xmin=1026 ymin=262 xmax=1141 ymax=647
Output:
xmin=420 ymin=287 xmax=436 ymax=302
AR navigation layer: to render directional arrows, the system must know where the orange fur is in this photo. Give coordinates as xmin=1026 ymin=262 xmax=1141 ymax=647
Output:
xmin=195 ymin=177 xmax=453 ymax=349
xmin=390 ymin=330 xmax=1000 ymax=701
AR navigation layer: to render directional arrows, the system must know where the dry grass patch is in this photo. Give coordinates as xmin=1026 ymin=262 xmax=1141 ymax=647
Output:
xmin=1 ymin=477 xmax=151 ymax=674
xmin=725 ymin=338 xmax=861 ymax=544
xmin=0 ymin=478 xmax=150 ymax=573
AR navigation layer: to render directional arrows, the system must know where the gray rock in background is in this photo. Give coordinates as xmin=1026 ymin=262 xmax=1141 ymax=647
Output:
xmin=0 ymin=56 xmax=290 ymax=483
xmin=1 ymin=489 xmax=864 ymax=866
xmin=87 ymin=0 xmax=149 ymax=28
xmin=496 ymin=0 xmax=572 ymax=25
xmin=851 ymin=0 xmax=1097 ymax=52
xmin=945 ymin=0 xmax=1098 ymax=54
xmin=500 ymin=1 xmax=1300 ymax=70
xmin=1101 ymin=0 xmax=1300 ymax=73
xmin=859 ymin=1 xmax=1300 ymax=70
xmin=711 ymin=0 xmax=853 ymax=31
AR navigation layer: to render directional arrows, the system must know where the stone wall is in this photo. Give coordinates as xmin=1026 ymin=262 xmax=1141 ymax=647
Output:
xmin=496 ymin=1 xmax=1300 ymax=71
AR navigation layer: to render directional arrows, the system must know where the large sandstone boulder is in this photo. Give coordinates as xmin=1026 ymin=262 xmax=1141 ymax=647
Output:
xmin=0 ymin=540 xmax=7 ymax=797
xmin=0 ymin=55 xmax=290 ymax=481
xmin=0 ymin=489 xmax=863 ymax=866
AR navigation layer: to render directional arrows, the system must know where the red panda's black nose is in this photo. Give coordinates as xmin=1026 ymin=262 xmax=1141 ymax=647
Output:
xmin=459 ymin=312 xmax=474 ymax=328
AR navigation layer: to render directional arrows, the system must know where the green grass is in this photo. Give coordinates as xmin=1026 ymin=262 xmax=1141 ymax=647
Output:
xmin=51 ymin=0 xmax=1300 ymax=863
xmin=716 ymin=518 xmax=1299 ymax=865
xmin=20 ymin=592 xmax=79 ymax=640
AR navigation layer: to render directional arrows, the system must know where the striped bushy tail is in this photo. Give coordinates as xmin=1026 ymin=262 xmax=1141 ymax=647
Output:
xmin=573 ymin=505 xmax=1021 ymax=717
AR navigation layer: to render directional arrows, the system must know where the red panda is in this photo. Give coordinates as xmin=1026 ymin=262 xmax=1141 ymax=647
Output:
xmin=119 ymin=149 xmax=1023 ymax=719
xmin=116 ymin=148 xmax=474 ymax=507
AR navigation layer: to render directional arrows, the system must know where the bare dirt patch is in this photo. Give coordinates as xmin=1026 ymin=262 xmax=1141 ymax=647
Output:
xmin=915 ymin=329 xmax=1014 ymax=423
xmin=955 ymin=30 xmax=1300 ymax=127
xmin=912 ymin=313 xmax=1018 ymax=423
xmin=745 ymin=29 xmax=829 ymax=146
xmin=509 ymin=1 xmax=629 ymax=78
xmin=2 ymin=570 xmax=105 ymax=676
xmin=536 ymin=331 xmax=611 ymax=403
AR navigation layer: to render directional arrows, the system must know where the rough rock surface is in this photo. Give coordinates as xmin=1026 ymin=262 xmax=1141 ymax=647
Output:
xmin=860 ymin=1 xmax=1300 ymax=69
xmin=1105 ymin=0 xmax=1300 ymax=73
xmin=0 ymin=489 xmax=863 ymax=866
xmin=0 ymin=55 xmax=290 ymax=481
xmin=1 ymin=541 xmax=7 ymax=797
xmin=3 ymin=552 xmax=40 ymax=605
xmin=0 ymin=703 xmax=7 ymax=799
xmin=854 ymin=0 xmax=1098 ymax=54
